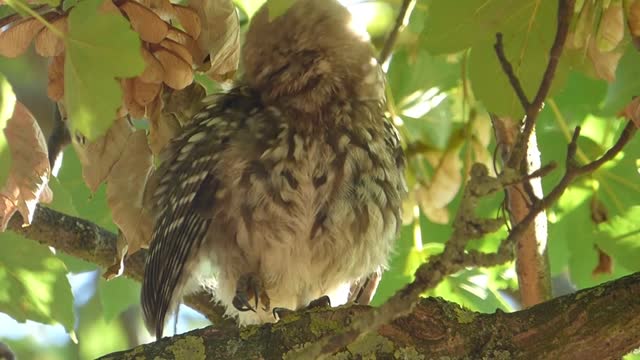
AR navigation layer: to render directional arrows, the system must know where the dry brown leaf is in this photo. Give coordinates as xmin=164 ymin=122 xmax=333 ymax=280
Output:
xmin=72 ymin=117 xmax=134 ymax=192
xmin=587 ymin=38 xmax=623 ymax=82
xmin=140 ymin=47 xmax=164 ymax=83
xmin=0 ymin=102 xmax=51 ymax=231
xmin=592 ymin=246 xmax=613 ymax=277
xmin=618 ymin=97 xmax=640 ymax=128
xmin=159 ymin=38 xmax=193 ymax=64
xmin=0 ymin=17 xmax=45 ymax=58
xmin=106 ymin=130 xmax=154 ymax=257
xmin=173 ymin=4 xmax=201 ymax=40
xmin=148 ymin=97 xmax=181 ymax=155
xmin=119 ymin=0 xmax=169 ymax=44
xmin=597 ymin=1 xmax=624 ymax=52
xmin=626 ymin=0 xmax=640 ymax=37
xmin=471 ymin=114 xmax=494 ymax=173
xmin=166 ymin=27 xmax=204 ymax=66
xmin=34 ymin=16 xmax=67 ymax=57
xmin=573 ymin=0 xmax=594 ymax=48
xmin=191 ymin=0 xmax=240 ymax=80
xmin=153 ymin=48 xmax=193 ymax=90
xmin=140 ymin=0 xmax=177 ymax=19
xmin=416 ymin=148 xmax=463 ymax=224
xmin=103 ymin=233 xmax=128 ymax=280
xmin=122 ymin=79 xmax=145 ymax=118
xmin=133 ymin=77 xmax=161 ymax=106
xmin=47 ymin=55 xmax=65 ymax=101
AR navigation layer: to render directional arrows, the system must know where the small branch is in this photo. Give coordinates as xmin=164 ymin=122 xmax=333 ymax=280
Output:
xmin=493 ymin=0 xmax=575 ymax=170
xmin=6 ymin=206 xmax=236 ymax=330
xmin=494 ymin=33 xmax=531 ymax=110
xmin=378 ymin=0 xmax=414 ymax=64
xmin=103 ymin=271 xmax=640 ymax=359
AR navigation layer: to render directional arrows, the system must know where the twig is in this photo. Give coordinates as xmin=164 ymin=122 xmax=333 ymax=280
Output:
xmin=494 ymin=121 xmax=637 ymax=259
xmin=494 ymin=0 xmax=576 ymax=170
xmin=494 ymin=33 xmax=531 ymax=110
xmin=378 ymin=0 xmax=415 ymax=64
xmin=6 ymin=206 xmax=237 ymax=330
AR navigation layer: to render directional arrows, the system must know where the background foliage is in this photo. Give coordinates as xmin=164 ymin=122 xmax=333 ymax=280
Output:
xmin=0 ymin=0 xmax=639 ymax=359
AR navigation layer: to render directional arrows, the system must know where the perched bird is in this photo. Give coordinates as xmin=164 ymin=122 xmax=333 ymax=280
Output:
xmin=141 ymin=0 xmax=407 ymax=339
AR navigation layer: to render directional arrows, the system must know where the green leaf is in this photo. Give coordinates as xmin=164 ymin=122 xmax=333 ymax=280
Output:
xmin=596 ymin=206 xmax=640 ymax=272
xmin=421 ymin=0 xmax=545 ymax=55
xmin=600 ymin=48 xmax=640 ymax=116
xmin=468 ymin=0 xmax=568 ymax=118
xmin=64 ymin=0 xmax=144 ymax=140
xmin=0 ymin=232 xmax=75 ymax=332
xmin=98 ymin=276 xmax=140 ymax=321
xmin=48 ymin=176 xmax=79 ymax=217
xmin=57 ymin=148 xmax=115 ymax=231
xmin=430 ymin=267 xmax=513 ymax=313
xmin=387 ymin=48 xmax=459 ymax=103
xmin=0 ymin=73 xmax=15 ymax=188
xmin=266 ymin=0 xmax=295 ymax=20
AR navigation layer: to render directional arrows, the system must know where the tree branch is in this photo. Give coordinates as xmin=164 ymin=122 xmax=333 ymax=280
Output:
xmin=101 ymin=271 xmax=640 ymax=359
xmin=494 ymin=0 xmax=575 ymax=170
xmin=378 ymin=0 xmax=414 ymax=64
xmin=6 ymin=206 xmax=236 ymax=330
xmin=491 ymin=115 xmax=551 ymax=306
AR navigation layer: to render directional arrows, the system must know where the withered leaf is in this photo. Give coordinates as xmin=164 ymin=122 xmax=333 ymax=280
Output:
xmin=0 ymin=102 xmax=51 ymax=231
xmin=106 ymin=130 xmax=154 ymax=258
xmin=618 ymin=97 xmax=640 ymax=128
xmin=587 ymin=38 xmax=623 ymax=82
xmin=596 ymin=1 xmax=624 ymax=52
xmin=159 ymin=38 xmax=193 ymax=64
xmin=173 ymin=4 xmax=201 ymax=40
xmin=72 ymin=117 xmax=134 ymax=192
xmin=47 ymin=55 xmax=65 ymax=101
xmin=166 ymin=27 xmax=203 ymax=65
xmin=133 ymin=77 xmax=161 ymax=106
xmin=119 ymin=0 xmax=169 ymax=44
xmin=35 ymin=16 xmax=67 ymax=57
xmin=148 ymin=97 xmax=181 ymax=155
xmin=191 ymin=0 xmax=240 ymax=80
xmin=153 ymin=48 xmax=193 ymax=90
xmin=592 ymin=246 xmax=613 ymax=277
xmin=140 ymin=47 xmax=164 ymax=84
xmin=416 ymin=148 xmax=463 ymax=224
xmin=0 ymin=17 xmax=46 ymax=58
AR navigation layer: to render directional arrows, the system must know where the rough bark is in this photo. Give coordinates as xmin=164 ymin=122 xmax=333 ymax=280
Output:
xmin=6 ymin=205 xmax=236 ymax=330
xmin=101 ymin=271 xmax=640 ymax=359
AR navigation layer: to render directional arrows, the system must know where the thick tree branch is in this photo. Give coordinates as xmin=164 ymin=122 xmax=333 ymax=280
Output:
xmin=6 ymin=206 xmax=236 ymax=330
xmin=492 ymin=115 xmax=551 ymax=307
xmin=102 ymin=271 xmax=640 ymax=359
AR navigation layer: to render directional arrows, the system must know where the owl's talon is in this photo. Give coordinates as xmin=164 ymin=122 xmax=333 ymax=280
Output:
xmin=307 ymin=295 xmax=331 ymax=309
xmin=233 ymin=273 xmax=270 ymax=313
xmin=272 ymin=307 xmax=294 ymax=320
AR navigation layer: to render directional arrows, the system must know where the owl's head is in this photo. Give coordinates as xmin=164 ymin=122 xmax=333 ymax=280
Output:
xmin=243 ymin=0 xmax=384 ymax=115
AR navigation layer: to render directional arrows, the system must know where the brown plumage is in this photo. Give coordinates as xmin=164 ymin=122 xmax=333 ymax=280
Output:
xmin=141 ymin=0 xmax=406 ymax=338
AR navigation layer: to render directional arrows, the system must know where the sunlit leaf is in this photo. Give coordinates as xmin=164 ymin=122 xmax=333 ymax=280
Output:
xmin=0 ymin=232 xmax=74 ymax=332
xmin=64 ymin=0 xmax=144 ymax=140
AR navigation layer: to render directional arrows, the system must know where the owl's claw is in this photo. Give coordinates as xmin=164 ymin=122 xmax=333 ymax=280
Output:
xmin=233 ymin=273 xmax=270 ymax=312
xmin=308 ymin=295 xmax=331 ymax=309
xmin=272 ymin=295 xmax=332 ymax=320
